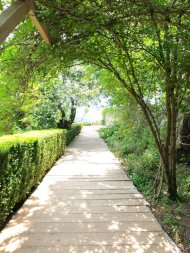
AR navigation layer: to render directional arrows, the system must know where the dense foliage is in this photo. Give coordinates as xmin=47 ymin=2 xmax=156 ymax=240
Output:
xmin=0 ymin=124 xmax=81 ymax=227
xmin=99 ymin=124 xmax=159 ymax=194
xmin=0 ymin=62 xmax=99 ymax=134
xmin=99 ymin=104 xmax=160 ymax=195
xmin=1 ymin=0 xmax=190 ymax=199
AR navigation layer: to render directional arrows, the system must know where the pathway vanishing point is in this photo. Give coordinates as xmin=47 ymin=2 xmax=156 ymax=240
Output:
xmin=0 ymin=126 xmax=181 ymax=253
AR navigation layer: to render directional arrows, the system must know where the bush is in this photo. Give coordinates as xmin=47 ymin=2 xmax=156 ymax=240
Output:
xmin=99 ymin=124 xmax=153 ymax=157
xmin=0 ymin=124 xmax=81 ymax=227
xmin=66 ymin=124 xmax=82 ymax=146
xmin=99 ymin=124 xmax=159 ymax=196
xmin=126 ymin=148 xmax=159 ymax=195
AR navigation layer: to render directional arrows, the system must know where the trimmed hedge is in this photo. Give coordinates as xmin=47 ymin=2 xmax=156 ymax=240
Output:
xmin=0 ymin=125 xmax=81 ymax=227
xmin=66 ymin=124 xmax=82 ymax=146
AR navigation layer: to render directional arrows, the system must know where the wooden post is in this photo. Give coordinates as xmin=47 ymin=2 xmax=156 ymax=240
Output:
xmin=0 ymin=0 xmax=52 ymax=44
xmin=29 ymin=5 xmax=52 ymax=44
xmin=0 ymin=1 xmax=29 ymax=43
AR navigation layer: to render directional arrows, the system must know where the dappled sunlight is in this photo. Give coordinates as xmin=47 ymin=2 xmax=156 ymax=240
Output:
xmin=0 ymin=224 xmax=28 ymax=245
xmin=0 ymin=127 xmax=180 ymax=253
xmin=60 ymin=148 xmax=120 ymax=165
xmin=59 ymin=129 xmax=120 ymax=165
xmin=47 ymin=164 xmax=122 ymax=175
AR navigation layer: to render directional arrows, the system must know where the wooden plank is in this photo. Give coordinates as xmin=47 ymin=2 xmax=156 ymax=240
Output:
xmin=29 ymin=8 xmax=53 ymax=44
xmin=47 ymin=168 xmax=126 ymax=175
xmin=47 ymin=172 xmax=125 ymax=177
xmin=24 ymin=198 xmax=149 ymax=207
xmin=0 ymin=231 xmax=169 ymax=246
xmin=40 ymin=180 xmax=134 ymax=187
xmin=37 ymin=182 xmax=136 ymax=190
xmin=3 ymin=221 xmax=162 ymax=234
xmin=43 ymin=177 xmax=130 ymax=182
xmin=32 ymin=193 xmax=144 ymax=200
xmin=38 ymin=185 xmax=136 ymax=190
xmin=34 ymin=189 xmax=140 ymax=195
xmin=10 ymin=212 xmax=156 ymax=223
xmin=17 ymin=205 xmax=150 ymax=215
xmin=0 ymin=245 xmax=177 ymax=253
xmin=0 ymin=0 xmax=30 ymax=43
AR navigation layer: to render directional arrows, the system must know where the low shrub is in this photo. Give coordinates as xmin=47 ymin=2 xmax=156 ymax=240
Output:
xmin=66 ymin=124 xmax=82 ymax=146
xmin=99 ymin=124 xmax=153 ymax=156
xmin=126 ymin=148 xmax=159 ymax=195
xmin=99 ymin=124 xmax=159 ymax=196
xmin=0 ymin=124 xmax=81 ymax=227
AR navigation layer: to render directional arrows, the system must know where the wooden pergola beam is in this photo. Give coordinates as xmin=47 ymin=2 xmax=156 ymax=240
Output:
xmin=0 ymin=0 xmax=52 ymax=44
xmin=29 ymin=8 xmax=52 ymax=45
xmin=0 ymin=1 xmax=29 ymax=43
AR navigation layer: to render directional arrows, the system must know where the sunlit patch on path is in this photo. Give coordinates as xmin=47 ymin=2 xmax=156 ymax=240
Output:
xmin=0 ymin=126 xmax=180 ymax=253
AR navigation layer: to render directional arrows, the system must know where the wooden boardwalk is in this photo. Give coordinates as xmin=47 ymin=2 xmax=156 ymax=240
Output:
xmin=0 ymin=126 xmax=180 ymax=253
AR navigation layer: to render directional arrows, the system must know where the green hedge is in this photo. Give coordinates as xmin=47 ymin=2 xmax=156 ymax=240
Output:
xmin=0 ymin=125 xmax=81 ymax=227
xmin=66 ymin=124 xmax=82 ymax=146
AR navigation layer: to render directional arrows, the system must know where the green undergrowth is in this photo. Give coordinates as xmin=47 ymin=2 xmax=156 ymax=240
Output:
xmin=99 ymin=124 xmax=190 ymax=251
xmin=0 ymin=124 xmax=81 ymax=228
xmin=99 ymin=124 xmax=159 ymax=197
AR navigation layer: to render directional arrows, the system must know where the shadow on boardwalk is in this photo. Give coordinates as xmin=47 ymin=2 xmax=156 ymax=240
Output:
xmin=0 ymin=126 xmax=180 ymax=253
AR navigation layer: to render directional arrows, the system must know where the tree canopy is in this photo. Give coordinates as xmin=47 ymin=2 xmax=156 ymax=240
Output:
xmin=1 ymin=0 xmax=190 ymax=199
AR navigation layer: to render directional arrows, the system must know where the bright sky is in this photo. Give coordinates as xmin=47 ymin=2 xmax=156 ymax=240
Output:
xmin=75 ymin=106 xmax=104 ymax=123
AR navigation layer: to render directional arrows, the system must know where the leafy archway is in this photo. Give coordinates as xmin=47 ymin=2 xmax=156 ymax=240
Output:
xmin=1 ymin=0 xmax=190 ymax=199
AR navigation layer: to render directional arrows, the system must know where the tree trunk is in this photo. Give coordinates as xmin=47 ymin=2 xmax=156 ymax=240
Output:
xmin=57 ymin=107 xmax=66 ymax=129
xmin=98 ymin=26 xmax=179 ymax=200
xmin=57 ymin=98 xmax=76 ymax=130
xmin=163 ymin=92 xmax=178 ymax=200
xmin=165 ymin=151 xmax=177 ymax=200
xmin=69 ymin=97 xmax=76 ymax=125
